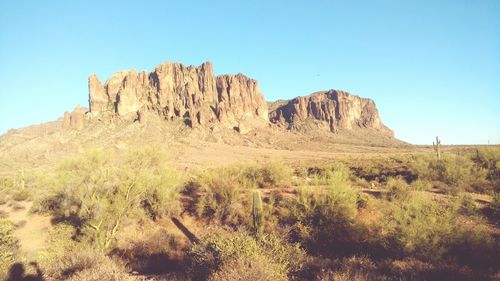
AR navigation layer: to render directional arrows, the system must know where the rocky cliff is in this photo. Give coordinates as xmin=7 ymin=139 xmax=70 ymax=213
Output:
xmin=88 ymin=61 xmax=268 ymax=130
xmin=269 ymin=90 xmax=393 ymax=136
xmin=85 ymin=61 xmax=392 ymax=137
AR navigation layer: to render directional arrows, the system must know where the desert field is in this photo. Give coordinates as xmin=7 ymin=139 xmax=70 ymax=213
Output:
xmin=1 ymin=133 xmax=499 ymax=280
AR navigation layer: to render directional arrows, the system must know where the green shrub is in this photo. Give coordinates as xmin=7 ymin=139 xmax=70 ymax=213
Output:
xmin=188 ymin=228 xmax=304 ymax=280
xmin=193 ymin=168 xmax=248 ymax=225
xmin=35 ymin=148 xmax=184 ymax=251
xmin=208 ymin=255 xmax=286 ymax=281
xmin=450 ymin=193 xmax=477 ymax=216
xmin=409 ymin=154 xmax=487 ymax=194
xmin=11 ymin=189 xmax=31 ymax=202
xmin=381 ymin=192 xmax=494 ymax=262
xmin=43 ymin=249 xmax=133 ymax=281
xmin=308 ymin=163 xmax=351 ymax=187
xmin=281 ymin=183 xmax=360 ymax=255
xmin=411 ymin=179 xmax=432 ymax=191
xmin=240 ymin=161 xmax=294 ymax=189
xmin=37 ymin=224 xmax=79 ymax=270
xmin=472 ymin=147 xmax=500 ymax=180
xmin=385 ymin=177 xmax=410 ymax=201
xmin=0 ymin=176 xmax=15 ymax=190
xmin=0 ymin=219 xmax=18 ymax=280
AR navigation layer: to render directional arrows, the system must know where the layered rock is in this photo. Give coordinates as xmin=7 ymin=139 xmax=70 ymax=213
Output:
xmin=62 ymin=106 xmax=87 ymax=130
xmin=86 ymin=60 xmax=392 ymax=137
xmin=88 ymin=61 xmax=268 ymax=130
xmin=269 ymin=90 xmax=393 ymax=136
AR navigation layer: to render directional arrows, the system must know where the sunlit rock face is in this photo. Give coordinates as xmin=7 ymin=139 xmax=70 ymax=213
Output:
xmin=88 ymin=61 xmax=268 ymax=129
xmin=87 ymin=61 xmax=392 ymax=136
xmin=269 ymin=90 xmax=393 ymax=136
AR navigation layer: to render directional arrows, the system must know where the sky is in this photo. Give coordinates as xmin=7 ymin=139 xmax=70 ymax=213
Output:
xmin=0 ymin=0 xmax=499 ymax=145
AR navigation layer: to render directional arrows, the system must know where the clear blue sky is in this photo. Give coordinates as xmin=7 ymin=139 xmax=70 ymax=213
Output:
xmin=0 ymin=0 xmax=499 ymax=144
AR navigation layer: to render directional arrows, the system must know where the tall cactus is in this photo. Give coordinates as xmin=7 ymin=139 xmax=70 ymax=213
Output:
xmin=252 ymin=190 xmax=264 ymax=239
xmin=433 ymin=136 xmax=441 ymax=160
xmin=20 ymin=168 xmax=25 ymax=189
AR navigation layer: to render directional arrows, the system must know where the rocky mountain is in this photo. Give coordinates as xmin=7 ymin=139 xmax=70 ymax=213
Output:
xmin=87 ymin=62 xmax=268 ymax=132
xmin=0 ymin=61 xmax=404 ymax=172
xmin=269 ymin=90 xmax=393 ymax=136
xmin=62 ymin=61 xmax=393 ymax=138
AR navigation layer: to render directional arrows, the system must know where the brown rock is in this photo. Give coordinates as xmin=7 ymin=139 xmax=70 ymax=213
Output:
xmin=88 ymin=74 xmax=108 ymax=113
xmin=216 ymin=74 xmax=268 ymax=124
xmin=269 ymin=90 xmax=393 ymax=136
xmin=62 ymin=106 xmax=87 ymax=130
xmin=88 ymin=61 xmax=268 ymax=129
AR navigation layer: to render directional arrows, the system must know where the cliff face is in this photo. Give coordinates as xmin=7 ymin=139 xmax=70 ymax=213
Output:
xmin=269 ymin=90 xmax=393 ymax=136
xmin=85 ymin=61 xmax=392 ymax=137
xmin=88 ymin=61 xmax=268 ymax=129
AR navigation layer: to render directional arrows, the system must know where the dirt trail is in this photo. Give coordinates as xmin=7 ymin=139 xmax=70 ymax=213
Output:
xmin=0 ymin=200 xmax=52 ymax=258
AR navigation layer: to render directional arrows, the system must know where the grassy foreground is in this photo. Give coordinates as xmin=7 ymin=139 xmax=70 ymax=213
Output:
xmin=0 ymin=146 xmax=499 ymax=280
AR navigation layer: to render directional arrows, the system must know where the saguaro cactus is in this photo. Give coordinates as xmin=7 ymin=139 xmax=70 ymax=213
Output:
xmin=433 ymin=136 xmax=441 ymax=160
xmin=20 ymin=168 xmax=25 ymax=189
xmin=252 ymin=190 xmax=264 ymax=239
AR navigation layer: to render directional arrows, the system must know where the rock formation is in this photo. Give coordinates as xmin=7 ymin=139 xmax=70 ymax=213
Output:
xmin=88 ymin=61 xmax=268 ymax=130
xmin=85 ymin=60 xmax=392 ymax=137
xmin=269 ymin=90 xmax=393 ymax=136
xmin=62 ymin=106 xmax=87 ymax=130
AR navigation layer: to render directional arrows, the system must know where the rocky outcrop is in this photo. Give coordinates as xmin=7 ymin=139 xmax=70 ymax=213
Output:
xmin=269 ymin=90 xmax=393 ymax=136
xmin=88 ymin=61 xmax=268 ymax=130
xmin=86 ymin=61 xmax=392 ymax=137
xmin=62 ymin=106 xmax=87 ymax=130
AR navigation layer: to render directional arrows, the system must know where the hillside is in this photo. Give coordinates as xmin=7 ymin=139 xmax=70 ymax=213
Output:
xmin=0 ymin=61 xmax=407 ymax=174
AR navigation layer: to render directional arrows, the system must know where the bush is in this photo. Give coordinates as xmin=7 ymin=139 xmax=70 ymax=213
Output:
xmin=409 ymin=154 xmax=487 ymax=194
xmin=188 ymin=228 xmax=304 ymax=280
xmin=315 ymin=256 xmax=377 ymax=281
xmin=411 ymin=179 xmax=432 ymax=191
xmin=43 ymin=249 xmax=133 ymax=281
xmin=193 ymin=167 xmax=248 ymax=225
xmin=381 ymin=192 xmax=494 ymax=262
xmin=37 ymin=224 xmax=79 ymax=271
xmin=11 ymin=189 xmax=31 ymax=201
xmin=385 ymin=177 xmax=410 ymax=201
xmin=472 ymin=147 xmax=500 ymax=180
xmin=308 ymin=163 xmax=351 ymax=187
xmin=113 ymin=220 xmax=187 ymax=274
xmin=0 ymin=219 xmax=18 ymax=280
xmin=35 ymin=148 xmax=184 ymax=251
xmin=208 ymin=255 xmax=286 ymax=281
xmin=450 ymin=193 xmax=477 ymax=216
xmin=253 ymin=161 xmax=293 ymax=188
xmin=281 ymin=182 xmax=360 ymax=255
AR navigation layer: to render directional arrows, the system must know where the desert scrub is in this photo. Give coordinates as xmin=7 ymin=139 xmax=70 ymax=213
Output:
xmin=381 ymin=192 xmax=494 ymax=262
xmin=42 ymin=248 xmax=134 ymax=281
xmin=188 ymin=227 xmax=304 ymax=280
xmin=307 ymin=162 xmax=351 ymax=187
xmin=385 ymin=177 xmax=410 ymax=201
xmin=409 ymin=154 xmax=487 ymax=194
xmin=280 ymin=182 xmax=360 ymax=255
xmin=191 ymin=166 xmax=249 ymax=225
xmin=36 ymin=148 xmax=185 ymax=251
xmin=411 ymin=178 xmax=432 ymax=191
xmin=0 ymin=219 xmax=18 ymax=280
xmin=113 ymin=219 xmax=188 ymax=274
xmin=247 ymin=160 xmax=294 ymax=188
xmin=208 ymin=255 xmax=287 ymax=281
xmin=36 ymin=223 xmax=79 ymax=272
xmin=11 ymin=189 xmax=31 ymax=202
xmin=472 ymin=147 xmax=500 ymax=180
